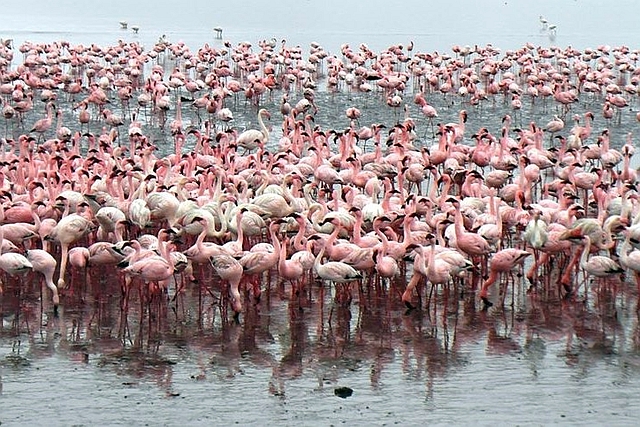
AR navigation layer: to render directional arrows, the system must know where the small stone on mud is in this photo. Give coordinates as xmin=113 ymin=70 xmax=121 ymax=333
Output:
xmin=334 ymin=386 xmax=353 ymax=398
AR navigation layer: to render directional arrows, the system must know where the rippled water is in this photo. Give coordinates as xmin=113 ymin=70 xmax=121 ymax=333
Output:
xmin=3 ymin=1 xmax=640 ymax=426
xmin=4 ymin=271 xmax=640 ymax=426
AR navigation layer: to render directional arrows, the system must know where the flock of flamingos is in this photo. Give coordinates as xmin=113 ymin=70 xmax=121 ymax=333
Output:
xmin=0 ymin=34 xmax=639 ymax=323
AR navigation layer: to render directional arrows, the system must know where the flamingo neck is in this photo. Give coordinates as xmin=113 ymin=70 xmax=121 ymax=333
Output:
xmin=258 ymin=109 xmax=269 ymax=141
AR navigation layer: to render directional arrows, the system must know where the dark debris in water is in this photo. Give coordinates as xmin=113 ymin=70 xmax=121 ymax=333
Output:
xmin=1 ymin=354 xmax=31 ymax=368
xmin=334 ymin=386 xmax=353 ymax=399
xmin=96 ymin=350 xmax=178 ymax=369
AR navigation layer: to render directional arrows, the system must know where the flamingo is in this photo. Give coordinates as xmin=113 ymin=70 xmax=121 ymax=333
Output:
xmin=277 ymin=236 xmax=306 ymax=297
xmin=578 ymin=234 xmax=624 ymax=282
xmin=45 ymin=212 xmax=95 ymax=288
xmin=313 ymin=237 xmax=362 ymax=284
xmin=236 ymin=222 xmax=281 ymax=301
xmin=209 ymin=254 xmax=244 ymax=321
xmin=30 ymin=101 xmax=55 ymax=140
xmin=447 ymin=197 xmax=492 ymax=257
xmin=0 ymin=225 xmax=33 ymax=296
xmin=445 ymin=109 xmax=467 ymax=142
xmin=121 ymin=229 xmax=175 ymax=298
xmin=402 ymin=237 xmax=464 ymax=309
xmin=235 ymin=108 xmax=270 ymax=153
xmin=479 ymin=248 xmax=531 ymax=308
xmin=544 ymin=115 xmax=564 ymax=140
xmin=26 ymin=249 xmax=60 ymax=313
xmin=182 ymin=216 xmax=230 ymax=264
xmin=619 ymin=230 xmax=640 ymax=296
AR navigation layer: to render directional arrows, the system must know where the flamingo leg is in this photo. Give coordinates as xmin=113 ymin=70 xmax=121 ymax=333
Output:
xmin=57 ymin=243 xmax=69 ymax=290
xmin=402 ymin=272 xmax=425 ymax=309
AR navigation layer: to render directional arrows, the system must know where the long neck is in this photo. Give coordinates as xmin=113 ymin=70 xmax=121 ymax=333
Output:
xmin=195 ymin=221 xmax=209 ymax=252
xmin=235 ymin=210 xmax=244 ymax=246
xmin=454 ymin=207 xmax=466 ymax=238
xmin=293 ymin=217 xmax=307 ymax=251
xmin=580 ymin=236 xmax=591 ymax=268
xmin=258 ymin=110 xmax=269 ymax=140
xmin=269 ymin=224 xmax=281 ymax=255
xmin=279 ymin=236 xmax=289 ymax=269
xmin=621 ymin=234 xmax=632 ymax=266
xmin=427 ymin=240 xmax=436 ymax=274
xmin=494 ymin=196 xmax=503 ymax=237
xmin=208 ymin=204 xmax=227 ymax=238
xmin=353 ymin=211 xmax=364 ymax=241
xmin=156 ymin=230 xmax=171 ymax=266
xmin=402 ymin=215 xmax=414 ymax=247
xmin=374 ymin=221 xmax=389 ymax=252
xmin=314 ymin=242 xmax=326 ymax=272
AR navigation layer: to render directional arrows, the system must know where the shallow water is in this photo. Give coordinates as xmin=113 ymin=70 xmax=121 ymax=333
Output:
xmin=2 ymin=1 xmax=640 ymax=426
xmin=3 ymin=273 xmax=640 ymax=426
xmin=3 ymin=271 xmax=640 ymax=427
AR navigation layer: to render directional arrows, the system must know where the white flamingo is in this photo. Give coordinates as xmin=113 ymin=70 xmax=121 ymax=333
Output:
xmin=235 ymin=108 xmax=270 ymax=153
xmin=45 ymin=212 xmax=95 ymax=288
xmin=0 ymin=225 xmax=33 ymax=295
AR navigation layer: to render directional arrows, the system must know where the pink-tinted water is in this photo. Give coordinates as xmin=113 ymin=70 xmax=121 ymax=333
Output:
xmin=2 ymin=266 xmax=640 ymax=426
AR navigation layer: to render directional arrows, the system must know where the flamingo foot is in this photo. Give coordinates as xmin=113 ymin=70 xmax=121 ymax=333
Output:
xmin=481 ymin=296 xmax=493 ymax=310
xmin=562 ymin=283 xmax=573 ymax=298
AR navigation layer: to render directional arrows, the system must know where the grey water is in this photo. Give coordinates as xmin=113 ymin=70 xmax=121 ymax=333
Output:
xmin=2 ymin=1 xmax=640 ymax=426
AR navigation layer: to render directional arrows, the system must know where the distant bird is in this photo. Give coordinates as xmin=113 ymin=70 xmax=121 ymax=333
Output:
xmin=539 ymin=15 xmax=548 ymax=30
xmin=119 ymin=21 xmax=128 ymax=29
xmin=214 ymin=27 xmax=223 ymax=39
xmin=548 ymin=24 xmax=557 ymax=35
xmin=131 ymin=25 xmax=139 ymax=34
xmin=216 ymin=107 xmax=234 ymax=126
xmin=544 ymin=115 xmax=564 ymax=138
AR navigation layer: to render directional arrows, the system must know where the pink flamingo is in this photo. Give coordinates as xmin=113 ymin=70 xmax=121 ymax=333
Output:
xmin=26 ymin=249 xmax=60 ymax=313
xmin=414 ymin=90 xmax=438 ymax=137
xmin=236 ymin=222 xmax=281 ymax=302
xmin=544 ymin=115 xmax=564 ymax=140
xmin=30 ymin=101 xmax=55 ymax=140
xmin=277 ymin=236 xmax=305 ymax=298
xmin=447 ymin=197 xmax=492 ymax=257
xmin=444 ymin=109 xmax=467 ymax=142
xmin=122 ymin=229 xmax=175 ymax=286
xmin=182 ymin=216 xmax=230 ymax=264
xmin=209 ymin=253 xmax=244 ymax=321
xmin=479 ymin=248 xmax=531 ymax=308
xmin=619 ymin=230 xmax=640 ymax=297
